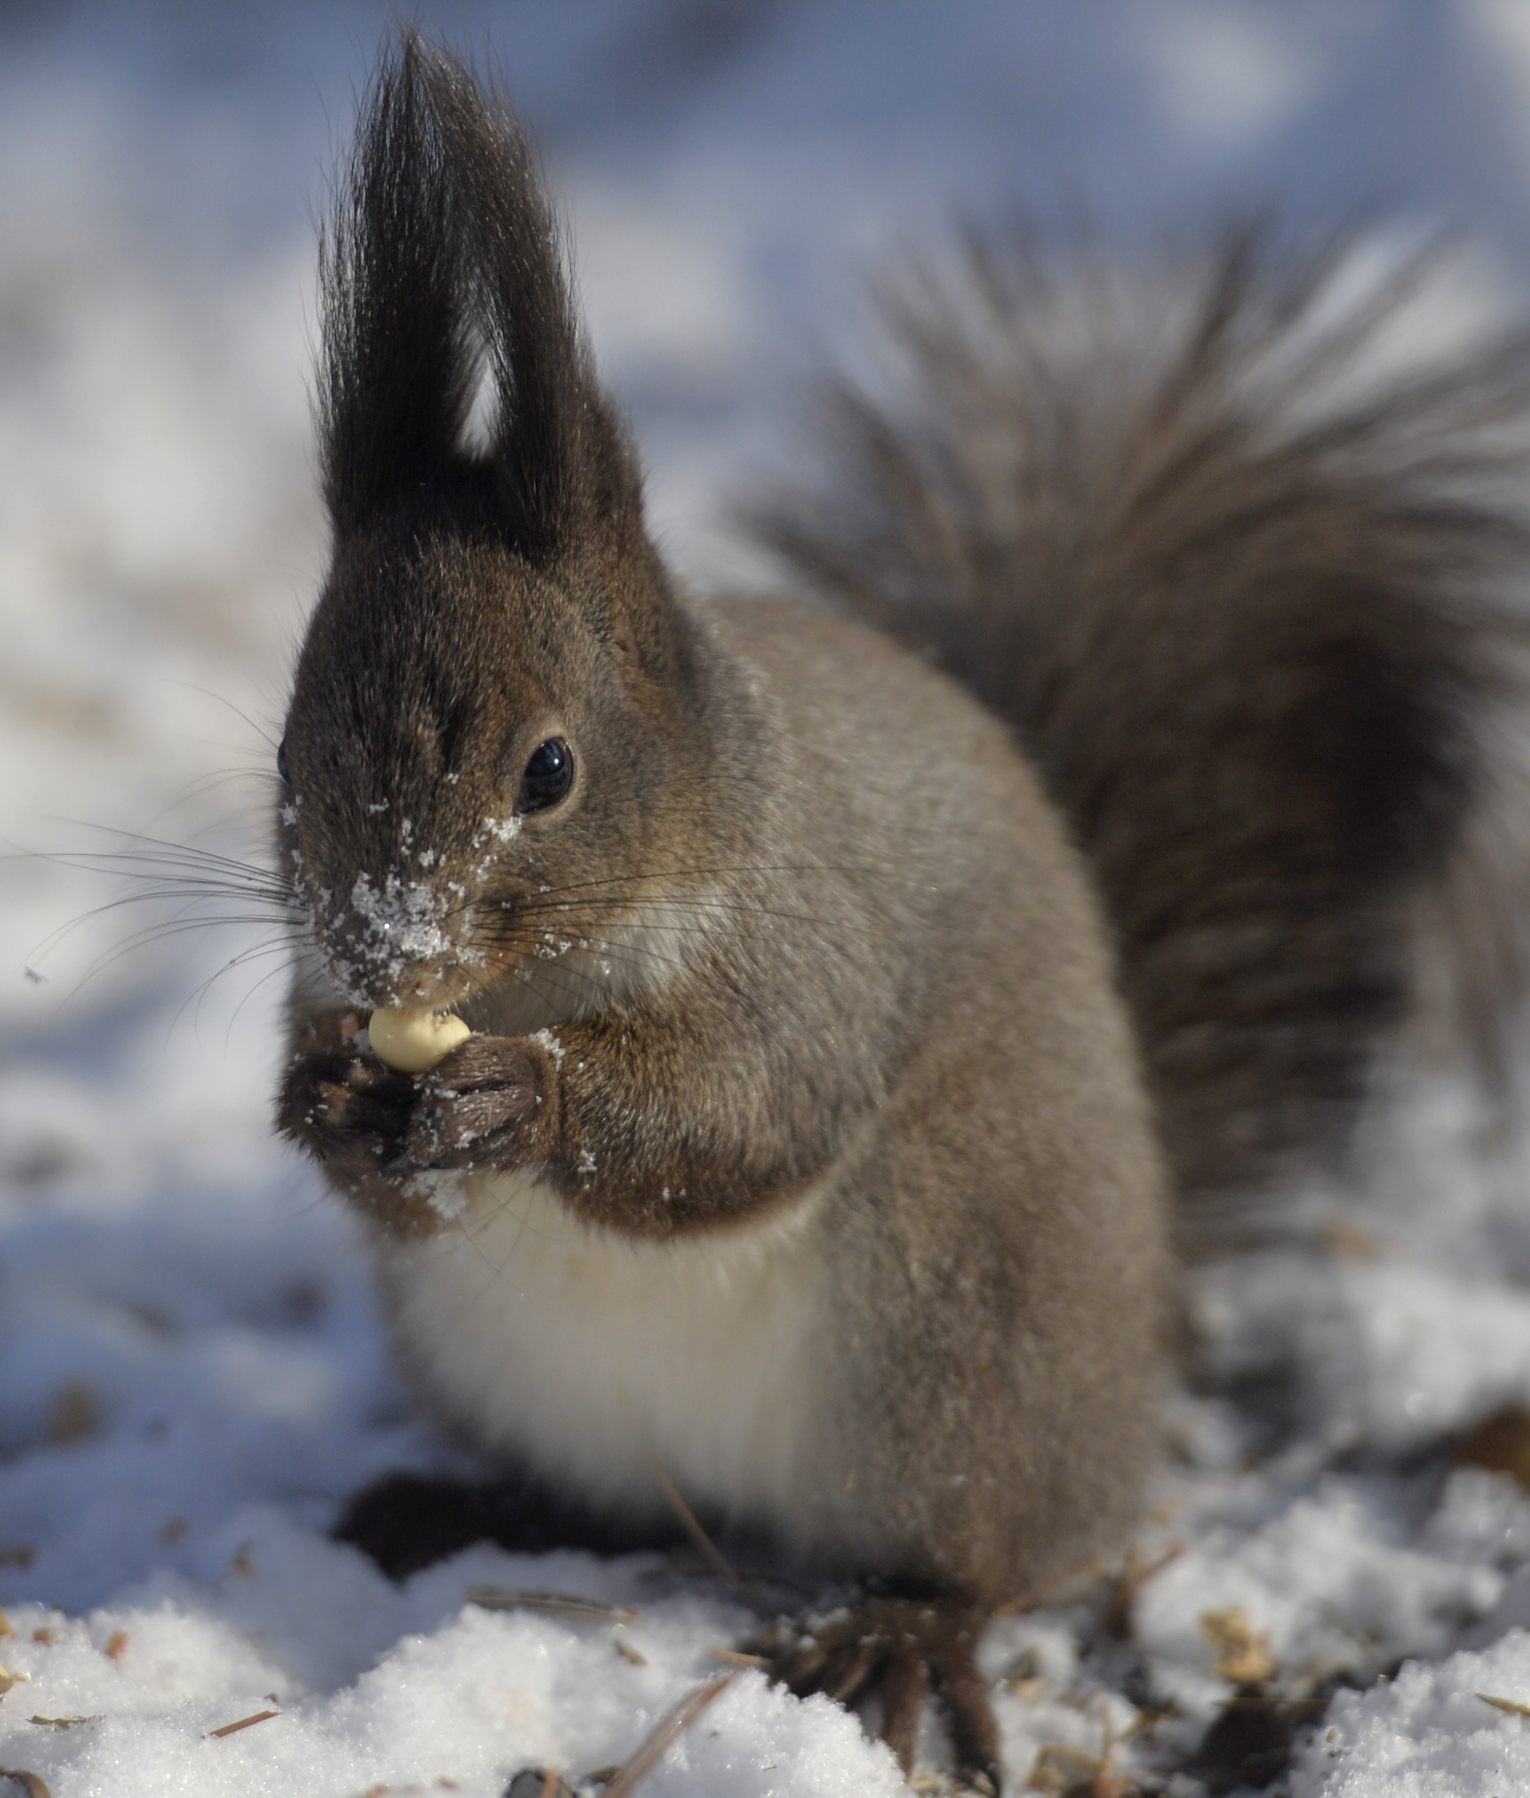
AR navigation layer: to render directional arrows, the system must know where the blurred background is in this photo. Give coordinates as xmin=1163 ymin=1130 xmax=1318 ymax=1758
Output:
xmin=7 ymin=0 xmax=1530 ymax=1601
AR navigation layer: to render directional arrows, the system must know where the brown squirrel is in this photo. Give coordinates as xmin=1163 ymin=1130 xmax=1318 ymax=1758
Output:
xmin=276 ymin=36 xmax=1530 ymax=1787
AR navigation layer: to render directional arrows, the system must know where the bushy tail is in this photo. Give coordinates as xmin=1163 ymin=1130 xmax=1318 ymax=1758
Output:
xmin=752 ymin=226 xmax=1530 ymax=1235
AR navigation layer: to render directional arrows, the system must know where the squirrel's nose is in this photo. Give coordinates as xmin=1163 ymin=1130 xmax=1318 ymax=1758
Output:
xmin=315 ymin=868 xmax=481 ymax=1011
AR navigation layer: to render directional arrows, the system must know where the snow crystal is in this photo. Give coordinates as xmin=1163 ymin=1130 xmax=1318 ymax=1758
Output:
xmin=403 ymin=1169 xmax=472 ymax=1222
xmin=1294 ymin=1629 xmax=1530 ymax=1797
xmin=335 ymin=871 xmax=456 ymax=996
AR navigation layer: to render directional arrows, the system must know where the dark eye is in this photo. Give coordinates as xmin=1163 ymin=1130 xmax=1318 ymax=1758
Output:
xmin=517 ymin=737 xmax=574 ymax=813
xmin=277 ymin=738 xmax=291 ymax=785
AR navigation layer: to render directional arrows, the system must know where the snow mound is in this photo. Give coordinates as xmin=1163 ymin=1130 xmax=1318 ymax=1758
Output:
xmin=1295 ymin=1629 xmax=1530 ymax=1798
xmin=0 ymin=1566 xmax=905 ymax=1798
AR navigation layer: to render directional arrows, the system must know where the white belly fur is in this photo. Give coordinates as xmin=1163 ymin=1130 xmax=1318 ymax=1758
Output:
xmin=379 ymin=1172 xmax=833 ymax=1531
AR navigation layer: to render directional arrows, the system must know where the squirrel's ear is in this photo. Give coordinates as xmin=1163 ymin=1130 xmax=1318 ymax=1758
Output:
xmin=318 ymin=35 xmax=478 ymax=533
xmin=424 ymin=48 xmax=646 ymax=565
xmin=322 ymin=34 xmax=647 ymax=562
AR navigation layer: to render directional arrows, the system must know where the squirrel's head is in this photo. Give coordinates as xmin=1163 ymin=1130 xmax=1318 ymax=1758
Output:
xmin=280 ymin=38 xmax=715 ymax=1015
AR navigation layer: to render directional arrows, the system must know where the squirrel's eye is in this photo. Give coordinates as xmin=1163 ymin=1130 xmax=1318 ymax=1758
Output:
xmin=518 ymin=737 xmax=574 ymax=813
xmin=277 ymin=738 xmax=291 ymax=785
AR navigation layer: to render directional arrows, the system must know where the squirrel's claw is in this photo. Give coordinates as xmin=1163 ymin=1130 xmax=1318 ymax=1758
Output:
xmin=749 ymin=1596 xmax=999 ymax=1790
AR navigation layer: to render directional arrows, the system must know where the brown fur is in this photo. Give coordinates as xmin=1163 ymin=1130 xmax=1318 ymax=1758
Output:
xmin=276 ymin=36 xmax=1528 ymax=1785
xmin=279 ymin=36 xmax=1165 ymax=1595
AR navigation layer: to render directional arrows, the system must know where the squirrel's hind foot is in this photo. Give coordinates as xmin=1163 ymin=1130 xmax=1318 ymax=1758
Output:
xmin=749 ymin=1596 xmax=1000 ymax=1791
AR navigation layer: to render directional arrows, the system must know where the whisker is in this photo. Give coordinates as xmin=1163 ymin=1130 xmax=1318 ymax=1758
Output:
xmin=436 ymin=1171 xmax=577 ymax=1300
xmin=479 ymin=906 xmax=872 ymax=966
xmin=67 ymin=918 xmax=298 ymax=1006
xmin=226 ymin=946 xmax=305 ymax=1045
xmin=31 ymin=819 xmax=276 ymax=860
xmin=492 ymin=859 xmax=895 ymax=898
xmin=25 ymin=898 xmax=298 ymax=979
xmin=503 ymin=895 xmax=881 ymax=939
xmin=34 ymin=849 xmax=290 ymax=892
xmin=151 ymin=680 xmax=284 ymax=754
xmin=170 ymin=933 xmax=296 ymax=1038
xmin=144 ymin=766 xmax=283 ymax=823
xmin=482 ymin=927 xmax=701 ymax=987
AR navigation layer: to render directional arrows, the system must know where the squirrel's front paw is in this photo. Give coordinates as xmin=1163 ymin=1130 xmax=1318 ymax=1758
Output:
xmin=277 ymin=1047 xmax=415 ymax=1181
xmin=404 ymin=1035 xmax=547 ymax=1170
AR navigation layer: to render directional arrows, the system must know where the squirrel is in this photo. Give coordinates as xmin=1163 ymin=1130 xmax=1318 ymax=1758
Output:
xmin=275 ymin=35 xmax=1530 ymax=1789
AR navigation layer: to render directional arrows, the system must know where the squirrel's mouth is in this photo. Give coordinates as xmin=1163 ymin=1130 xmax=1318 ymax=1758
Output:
xmin=320 ymin=947 xmax=486 ymax=1015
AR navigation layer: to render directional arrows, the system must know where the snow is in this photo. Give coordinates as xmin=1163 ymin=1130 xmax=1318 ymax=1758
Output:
xmin=0 ymin=1576 xmax=907 ymax=1798
xmin=11 ymin=4 xmax=1530 ymax=1795
xmin=339 ymin=871 xmax=473 ymax=1001
xmin=1293 ymin=1629 xmax=1530 ymax=1797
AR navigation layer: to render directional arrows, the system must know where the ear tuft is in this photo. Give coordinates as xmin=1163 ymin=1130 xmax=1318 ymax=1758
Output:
xmin=320 ymin=32 xmax=645 ymax=559
xmin=319 ymin=34 xmax=476 ymax=532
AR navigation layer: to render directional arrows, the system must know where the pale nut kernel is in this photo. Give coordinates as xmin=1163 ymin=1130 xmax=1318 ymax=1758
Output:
xmin=368 ymin=1007 xmax=473 ymax=1074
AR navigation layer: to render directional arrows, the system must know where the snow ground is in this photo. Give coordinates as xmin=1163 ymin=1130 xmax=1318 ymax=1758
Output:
xmin=11 ymin=5 xmax=1530 ymax=1794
